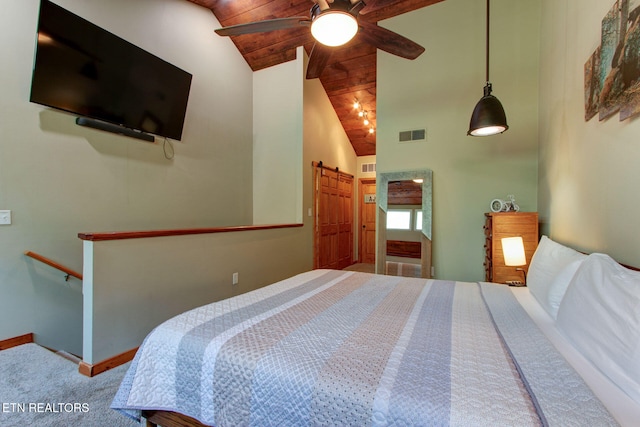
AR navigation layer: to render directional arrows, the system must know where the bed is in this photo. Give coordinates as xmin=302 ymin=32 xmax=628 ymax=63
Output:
xmin=112 ymin=237 xmax=640 ymax=426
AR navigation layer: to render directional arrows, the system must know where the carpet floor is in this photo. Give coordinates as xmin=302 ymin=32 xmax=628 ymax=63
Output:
xmin=0 ymin=343 xmax=137 ymax=427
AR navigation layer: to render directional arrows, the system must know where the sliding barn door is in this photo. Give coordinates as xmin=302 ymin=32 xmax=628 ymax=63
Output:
xmin=314 ymin=163 xmax=354 ymax=270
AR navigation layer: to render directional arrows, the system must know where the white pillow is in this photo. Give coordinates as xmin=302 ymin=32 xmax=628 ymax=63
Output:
xmin=545 ymin=258 xmax=584 ymax=319
xmin=527 ymin=235 xmax=587 ymax=317
xmin=556 ymin=253 xmax=640 ymax=404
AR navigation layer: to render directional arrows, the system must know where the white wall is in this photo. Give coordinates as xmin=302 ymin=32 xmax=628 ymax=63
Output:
xmin=354 ymin=155 xmax=377 ymax=260
xmin=357 ymin=155 xmax=377 ymax=181
xmin=0 ymin=0 xmax=356 ymax=358
xmin=303 ymin=57 xmax=357 ymax=176
xmin=377 ymin=0 xmax=541 ymax=281
xmin=82 ymin=47 xmax=356 ymax=364
xmin=538 ymin=0 xmax=640 ymax=266
xmin=0 ymin=0 xmax=254 ymax=355
xmin=83 ymin=227 xmax=309 ymax=364
xmin=302 ymin=52 xmax=358 ymax=264
xmin=253 ymin=45 xmax=358 ymax=248
xmin=253 ymin=50 xmax=304 ymax=224
xmin=303 ymin=57 xmax=358 ymax=263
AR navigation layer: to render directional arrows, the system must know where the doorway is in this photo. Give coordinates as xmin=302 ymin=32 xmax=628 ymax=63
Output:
xmin=358 ymin=178 xmax=376 ymax=264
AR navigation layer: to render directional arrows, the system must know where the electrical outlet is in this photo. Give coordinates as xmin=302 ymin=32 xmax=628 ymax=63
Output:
xmin=232 ymin=272 xmax=239 ymax=285
xmin=0 ymin=210 xmax=11 ymax=225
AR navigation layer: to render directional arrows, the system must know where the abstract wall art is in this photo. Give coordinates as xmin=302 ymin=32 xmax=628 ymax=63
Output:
xmin=585 ymin=0 xmax=640 ymax=121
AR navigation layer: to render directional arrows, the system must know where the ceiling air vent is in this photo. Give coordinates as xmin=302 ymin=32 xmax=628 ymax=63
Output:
xmin=398 ymin=128 xmax=427 ymax=143
xmin=361 ymin=162 xmax=376 ymax=173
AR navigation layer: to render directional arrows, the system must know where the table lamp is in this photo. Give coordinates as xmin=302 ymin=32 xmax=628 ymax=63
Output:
xmin=501 ymin=236 xmax=527 ymax=286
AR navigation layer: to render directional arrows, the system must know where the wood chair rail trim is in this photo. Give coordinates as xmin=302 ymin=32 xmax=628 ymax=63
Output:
xmin=78 ymin=223 xmax=303 ymax=241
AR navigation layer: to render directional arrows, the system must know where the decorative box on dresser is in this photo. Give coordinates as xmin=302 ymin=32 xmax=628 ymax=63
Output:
xmin=484 ymin=212 xmax=539 ymax=284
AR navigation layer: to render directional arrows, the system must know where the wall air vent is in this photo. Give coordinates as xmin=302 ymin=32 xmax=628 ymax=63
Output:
xmin=361 ymin=162 xmax=376 ymax=173
xmin=398 ymin=128 xmax=427 ymax=143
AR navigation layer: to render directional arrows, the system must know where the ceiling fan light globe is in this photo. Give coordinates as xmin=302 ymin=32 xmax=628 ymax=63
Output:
xmin=311 ymin=11 xmax=358 ymax=47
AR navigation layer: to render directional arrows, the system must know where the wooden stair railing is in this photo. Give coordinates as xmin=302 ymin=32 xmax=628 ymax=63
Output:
xmin=24 ymin=251 xmax=83 ymax=281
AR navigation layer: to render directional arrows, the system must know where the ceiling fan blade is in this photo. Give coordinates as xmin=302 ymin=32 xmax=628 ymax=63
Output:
xmin=357 ymin=0 xmax=384 ymax=15
xmin=306 ymin=42 xmax=333 ymax=79
xmin=349 ymin=1 xmax=367 ymax=15
xmin=316 ymin=0 xmax=331 ymax=11
xmin=215 ymin=17 xmax=310 ymax=37
xmin=358 ymin=21 xmax=425 ymax=60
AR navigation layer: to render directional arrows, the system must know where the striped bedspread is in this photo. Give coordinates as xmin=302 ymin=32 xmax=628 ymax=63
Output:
xmin=112 ymin=270 xmax=617 ymax=426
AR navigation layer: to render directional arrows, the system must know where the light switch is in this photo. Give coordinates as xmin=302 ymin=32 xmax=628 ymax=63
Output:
xmin=0 ymin=210 xmax=11 ymax=225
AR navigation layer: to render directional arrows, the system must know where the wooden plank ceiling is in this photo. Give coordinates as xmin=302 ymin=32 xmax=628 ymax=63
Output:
xmin=186 ymin=0 xmax=444 ymax=156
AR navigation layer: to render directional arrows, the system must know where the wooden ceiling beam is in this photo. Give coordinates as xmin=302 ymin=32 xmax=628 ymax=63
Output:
xmin=325 ymin=82 xmax=376 ymax=97
xmin=234 ymin=29 xmax=311 ymax=56
xmin=361 ymin=0 xmax=445 ymax=23
xmin=188 ymin=0 xmax=275 ymax=22
xmin=220 ymin=2 xmax=311 ymax=27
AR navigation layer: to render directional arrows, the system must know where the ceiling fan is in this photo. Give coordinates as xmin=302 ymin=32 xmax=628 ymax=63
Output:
xmin=214 ymin=0 xmax=425 ymax=79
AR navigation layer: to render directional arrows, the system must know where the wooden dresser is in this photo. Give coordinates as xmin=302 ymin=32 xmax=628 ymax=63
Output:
xmin=484 ymin=212 xmax=539 ymax=284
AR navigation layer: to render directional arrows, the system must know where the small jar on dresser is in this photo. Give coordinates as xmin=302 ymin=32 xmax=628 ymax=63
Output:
xmin=484 ymin=212 xmax=539 ymax=284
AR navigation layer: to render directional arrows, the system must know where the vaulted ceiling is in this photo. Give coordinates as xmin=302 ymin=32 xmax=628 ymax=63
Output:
xmin=186 ymin=0 xmax=444 ymax=156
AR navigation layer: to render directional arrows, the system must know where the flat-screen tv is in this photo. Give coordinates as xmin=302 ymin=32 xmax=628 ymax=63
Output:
xmin=30 ymin=0 xmax=192 ymax=141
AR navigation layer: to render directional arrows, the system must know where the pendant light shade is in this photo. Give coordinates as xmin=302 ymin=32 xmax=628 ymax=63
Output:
xmin=468 ymin=0 xmax=508 ymax=137
xmin=468 ymin=83 xmax=508 ymax=136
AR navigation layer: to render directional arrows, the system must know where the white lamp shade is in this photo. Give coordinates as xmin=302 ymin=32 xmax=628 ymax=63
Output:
xmin=310 ymin=11 xmax=358 ymax=47
xmin=501 ymin=236 xmax=526 ymax=266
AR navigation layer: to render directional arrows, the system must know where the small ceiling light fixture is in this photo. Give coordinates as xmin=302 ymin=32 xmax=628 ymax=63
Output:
xmin=310 ymin=0 xmax=359 ymax=47
xmin=350 ymin=96 xmax=375 ymax=134
xmin=468 ymin=0 xmax=508 ymax=137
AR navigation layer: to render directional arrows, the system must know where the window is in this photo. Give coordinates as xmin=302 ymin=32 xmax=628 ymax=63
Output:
xmin=386 ymin=210 xmax=412 ymax=230
xmin=415 ymin=210 xmax=423 ymax=230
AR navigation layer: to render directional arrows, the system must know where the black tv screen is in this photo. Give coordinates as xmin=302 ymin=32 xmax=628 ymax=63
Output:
xmin=30 ymin=0 xmax=192 ymax=141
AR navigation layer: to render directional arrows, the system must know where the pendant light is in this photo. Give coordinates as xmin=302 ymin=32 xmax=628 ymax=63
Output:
xmin=468 ymin=0 xmax=508 ymax=137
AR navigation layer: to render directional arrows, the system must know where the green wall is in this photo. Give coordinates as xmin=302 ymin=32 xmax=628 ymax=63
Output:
xmin=0 ymin=0 xmax=254 ymax=354
xmin=538 ymin=0 xmax=640 ymax=265
xmin=377 ymin=0 xmax=541 ymax=281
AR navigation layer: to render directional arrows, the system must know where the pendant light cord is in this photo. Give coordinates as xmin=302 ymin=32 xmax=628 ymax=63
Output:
xmin=467 ymin=0 xmax=508 ymax=136
xmin=485 ymin=0 xmax=490 ymax=83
